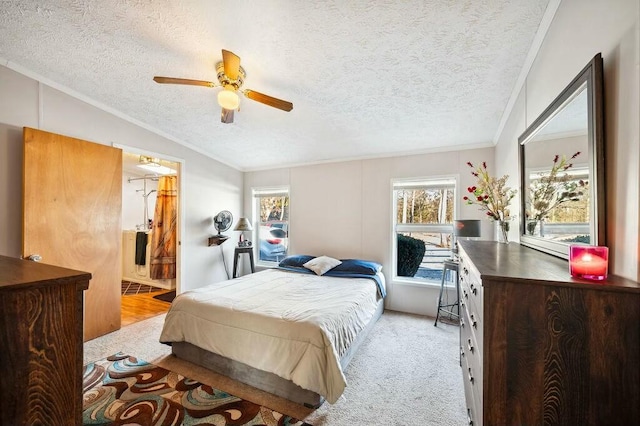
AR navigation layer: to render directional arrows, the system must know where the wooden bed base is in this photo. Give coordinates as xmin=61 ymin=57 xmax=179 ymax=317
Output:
xmin=172 ymin=300 xmax=385 ymax=408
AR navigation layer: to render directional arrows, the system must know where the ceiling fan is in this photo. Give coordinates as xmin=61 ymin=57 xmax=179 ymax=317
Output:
xmin=153 ymin=49 xmax=293 ymax=124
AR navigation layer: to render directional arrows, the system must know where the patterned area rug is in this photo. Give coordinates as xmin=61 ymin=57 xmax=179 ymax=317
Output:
xmin=83 ymin=353 xmax=311 ymax=426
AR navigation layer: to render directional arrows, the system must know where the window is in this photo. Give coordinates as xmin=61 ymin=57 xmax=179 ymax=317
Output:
xmin=392 ymin=177 xmax=456 ymax=283
xmin=526 ymin=167 xmax=590 ymax=241
xmin=253 ymin=187 xmax=290 ymax=264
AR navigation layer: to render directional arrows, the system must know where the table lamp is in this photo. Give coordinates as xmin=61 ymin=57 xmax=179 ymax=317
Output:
xmin=234 ymin=218 xmax=253 ymax=247
xmin=453 ymin=219 xmax=481 ymax=254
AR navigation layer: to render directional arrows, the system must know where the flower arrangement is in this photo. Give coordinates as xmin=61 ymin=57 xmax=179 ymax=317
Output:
xmin=463 ymin=161 xmax=517 ymax=242
xmin=464 ymin=161 xmax=517 ymax=221
xmin=527 ymin=152 xmax=586 ymax=226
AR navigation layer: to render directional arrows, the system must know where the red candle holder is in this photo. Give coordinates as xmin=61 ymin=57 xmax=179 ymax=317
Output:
xmin=569 ymin=245 xmax=609 ymax=281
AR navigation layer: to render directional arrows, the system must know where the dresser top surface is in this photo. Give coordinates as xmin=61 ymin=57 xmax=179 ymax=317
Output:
xmin=0 ymin=255 xmax=91 ymax=290
xmin=458 ymin=241 xmax=640 ymax=293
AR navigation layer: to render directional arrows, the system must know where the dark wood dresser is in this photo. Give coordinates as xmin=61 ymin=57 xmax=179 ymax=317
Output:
xmin=457 ymin=241 xmax=640 ymax=426
xmin=0 ymin=255 xmax=91 ymax=426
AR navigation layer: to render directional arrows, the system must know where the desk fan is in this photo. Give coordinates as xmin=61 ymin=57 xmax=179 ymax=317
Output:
xmin=208 ymin=210 xmax=233 ymax=246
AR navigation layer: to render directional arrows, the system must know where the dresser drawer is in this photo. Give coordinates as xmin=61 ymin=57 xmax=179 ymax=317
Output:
xmin=462 ymin=324 xmax=484 ymax=425
xmin=461 ymin=307 xmax=482 ymax=380
xmin=460 ymin=287 xmax=483 ymax=357
xmin=459 ymin=254 xmax=483 ymax=317
xmin=461 ymin=366 xmax=479 ymax=426
xmin=461 ymin=342 xmax=482 ymax=426
xmin=460 ymin=304 xmax=480 ymax=361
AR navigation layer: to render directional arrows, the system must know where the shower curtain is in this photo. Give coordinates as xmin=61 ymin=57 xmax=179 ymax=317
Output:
xmin=150 ymin=176 xmax=177 ymax=280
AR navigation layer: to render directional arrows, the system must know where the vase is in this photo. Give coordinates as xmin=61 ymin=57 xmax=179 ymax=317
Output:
xmin=496 ymin=220 xmax=509 ymax=243
xmin=526 ymin=220 xmax=542 ymax=236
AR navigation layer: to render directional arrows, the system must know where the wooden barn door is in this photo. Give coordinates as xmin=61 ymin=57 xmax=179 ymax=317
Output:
xmin=22 ymin=127 xmax=122 ymax=341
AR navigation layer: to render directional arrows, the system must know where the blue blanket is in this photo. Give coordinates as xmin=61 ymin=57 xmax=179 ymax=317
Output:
xmin=278 ymin=266 xmax=386 ymax=298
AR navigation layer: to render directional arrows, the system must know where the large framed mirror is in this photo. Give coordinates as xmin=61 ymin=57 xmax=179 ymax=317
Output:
xmin=519 ymin=53 xmax=605 ymax=259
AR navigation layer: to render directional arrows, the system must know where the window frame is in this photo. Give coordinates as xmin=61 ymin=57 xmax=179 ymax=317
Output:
xmin=391 ymin=176 xmax=458 ymax=286
xmin=252 ymin=186 xmax=290 ymax=267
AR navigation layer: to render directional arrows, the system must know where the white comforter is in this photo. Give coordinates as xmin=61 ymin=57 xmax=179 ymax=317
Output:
xmin=159 ymin=268 xmax=382 ymax=403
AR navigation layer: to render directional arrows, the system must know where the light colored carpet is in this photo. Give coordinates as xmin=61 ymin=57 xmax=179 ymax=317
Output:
xmin=84 ymin=310 xmax=467 ymax=425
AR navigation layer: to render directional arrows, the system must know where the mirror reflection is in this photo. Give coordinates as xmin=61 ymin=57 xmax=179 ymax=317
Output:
xmin=522 ymin=84 xmax=591 ymax=244
xmin=519 ymin=53 xmax=604 ymax=259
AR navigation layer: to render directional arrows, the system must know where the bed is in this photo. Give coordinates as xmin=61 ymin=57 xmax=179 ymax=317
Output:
xmin=159 ymin=256 xmax=386 ymax=407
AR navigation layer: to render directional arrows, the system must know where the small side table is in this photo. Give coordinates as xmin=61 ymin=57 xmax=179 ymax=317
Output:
xmin=434 ymin=259 xmax=460 ymax=326
xmin=233 ymin=246 xmax=255 ymax=278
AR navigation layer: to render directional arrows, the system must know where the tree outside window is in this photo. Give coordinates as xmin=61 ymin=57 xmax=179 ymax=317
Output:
xmin=393 ymin=178 xmax=456 ymax=283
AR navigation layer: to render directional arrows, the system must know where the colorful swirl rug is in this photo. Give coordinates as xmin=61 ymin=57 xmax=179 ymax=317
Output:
xmin=83 ymin=353 xmax=311 ymax=426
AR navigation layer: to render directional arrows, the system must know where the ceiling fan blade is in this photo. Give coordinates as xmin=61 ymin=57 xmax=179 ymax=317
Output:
xmin=153 ymin=76 xmax=216 ymax=87
xmin=222 ymin=50 xmax=241 ymax=80
xmin=221 ymin=108 xmax=234 ymax=124
xmin=244 ymin=89 xmax=293 ymax=112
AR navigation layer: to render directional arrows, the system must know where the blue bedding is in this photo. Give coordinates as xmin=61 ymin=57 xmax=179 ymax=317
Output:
xmin=278 ymin=265 xmax=386 ymax=298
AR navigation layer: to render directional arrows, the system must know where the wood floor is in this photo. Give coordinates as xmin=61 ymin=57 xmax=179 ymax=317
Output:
xmin=121 ymin=290 xmax=172 ymax=327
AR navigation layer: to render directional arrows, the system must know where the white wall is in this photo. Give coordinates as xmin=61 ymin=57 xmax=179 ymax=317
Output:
xmin=0 ymin=65 xmax=242 ymax=291
xmin=495 ymin=0 xmax=640 ymax=280
xmin=122 ymin=172 xmax=159 ymax=231
xmin=245 ymin=147 xmax=495 ymax=316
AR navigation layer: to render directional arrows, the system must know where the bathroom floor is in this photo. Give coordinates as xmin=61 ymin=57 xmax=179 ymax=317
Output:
xmin=121 ymin=280 xmax=172 ymax=326
xmin=121 ymin=280 xmax=165 ymax=295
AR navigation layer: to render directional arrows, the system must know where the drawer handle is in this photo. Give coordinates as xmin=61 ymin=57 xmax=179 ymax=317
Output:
xmin=470 ymin=313 xmax=477 ymax=329
xmin=460 ymin=348 xmax=465 ymax=358
xmin=467 ymin=409 xmax=474 ymax=425
xmin=463 ymin=289 xmax=469 ymax=299
xmin=463 ymin=267 xmax=469 ymax=275
xmin=470 ymin=283 xmax=478 ymax=295
xmin=467 ymin=338 xmax=474 ymax=353
xmin=468 ymin=367 xmax=474 ymax=384
xmin=460 ymin=317 xmax=465 ymax=328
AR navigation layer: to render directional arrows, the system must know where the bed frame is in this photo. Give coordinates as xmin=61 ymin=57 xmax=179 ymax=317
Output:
xmin=172 ymin=299 xmax=385 ymax=408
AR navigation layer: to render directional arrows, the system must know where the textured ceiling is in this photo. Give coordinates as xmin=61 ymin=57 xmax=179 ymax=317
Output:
xmin=0 ymin=1 xmax=551 ymax=171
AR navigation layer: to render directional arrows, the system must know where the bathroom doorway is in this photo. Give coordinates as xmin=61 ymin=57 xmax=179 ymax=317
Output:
xmin=120 ymin=148 xmax=183 ymax=325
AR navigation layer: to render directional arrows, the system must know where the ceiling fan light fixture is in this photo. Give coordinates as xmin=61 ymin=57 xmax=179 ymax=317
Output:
xmin=154 ymin=50 xmax=292 ymax=124
xmin=218 ymin=87 xmax=240 ymax=110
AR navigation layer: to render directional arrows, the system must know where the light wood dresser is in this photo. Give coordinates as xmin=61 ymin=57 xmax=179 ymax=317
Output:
xmin=0 ymin=255 xmax=91 ymax=426
xmin=457 ymin=241 xmax=639 ymax=426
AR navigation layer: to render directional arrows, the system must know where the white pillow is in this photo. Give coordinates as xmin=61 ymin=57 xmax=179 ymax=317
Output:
xmin=303 ymin=256 xmax=342 ymax=275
